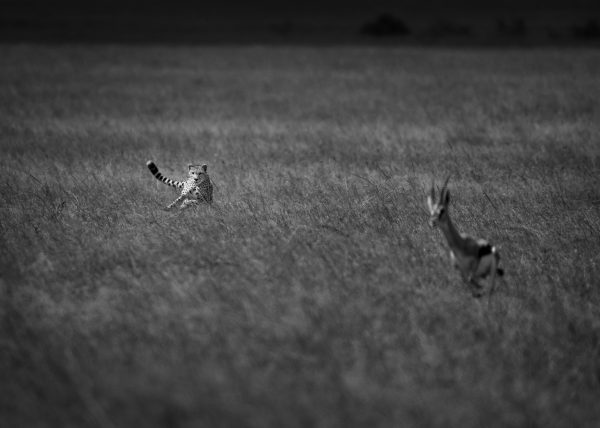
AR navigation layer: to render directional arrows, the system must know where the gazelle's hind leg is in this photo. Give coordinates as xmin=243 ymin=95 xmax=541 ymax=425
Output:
xmin=488 ymin=252 xmax=501 ymax=300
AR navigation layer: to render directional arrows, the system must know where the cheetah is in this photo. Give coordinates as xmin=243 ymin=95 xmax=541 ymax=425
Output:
xmin=147 ymin=161 xmax=213 ymax=209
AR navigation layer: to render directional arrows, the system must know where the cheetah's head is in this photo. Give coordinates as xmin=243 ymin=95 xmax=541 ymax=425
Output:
xmin=188 ymin=163 xmax=208 ymax=180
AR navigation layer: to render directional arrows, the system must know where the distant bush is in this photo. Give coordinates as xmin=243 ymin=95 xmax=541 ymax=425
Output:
xmin=496 ymin=18 xmax=527 ymax=37
xmin=572 ymin=20 xmax=600 ymax=39
xmin=360 ymin=14 xmax=410 ymax=37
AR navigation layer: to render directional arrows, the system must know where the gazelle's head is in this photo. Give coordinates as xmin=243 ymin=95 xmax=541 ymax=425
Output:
xmin=427 ymin=176 xmax=451 ymax=228
xmin=188 ymin=163 xmax=208 ymax=180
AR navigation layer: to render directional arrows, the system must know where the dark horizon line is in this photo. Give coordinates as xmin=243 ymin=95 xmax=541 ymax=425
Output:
xmin=2 ymin=22 xmax=600 ymax=47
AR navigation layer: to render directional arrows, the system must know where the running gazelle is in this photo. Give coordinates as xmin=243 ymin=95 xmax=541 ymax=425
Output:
xmin=427 ymin=177 xmax=504 ymax=297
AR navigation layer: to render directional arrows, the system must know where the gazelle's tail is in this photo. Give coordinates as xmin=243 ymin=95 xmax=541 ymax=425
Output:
xmin=146 ymin=161 xmax=183 ymax=188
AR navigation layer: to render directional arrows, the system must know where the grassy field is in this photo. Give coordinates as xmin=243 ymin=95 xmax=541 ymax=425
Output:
xmin=1 ymin=44 xmax=600 ymax=427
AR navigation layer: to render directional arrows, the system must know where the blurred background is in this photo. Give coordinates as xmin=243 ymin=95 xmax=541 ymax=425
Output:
xmin=2 ymin=0 xmax=600 ymax=45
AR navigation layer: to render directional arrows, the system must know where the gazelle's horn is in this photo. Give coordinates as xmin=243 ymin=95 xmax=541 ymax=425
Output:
xmin=427 ymin=179 xmax=436 ymax=212
xmin=440 ymin=174 xmax=451 ymax=202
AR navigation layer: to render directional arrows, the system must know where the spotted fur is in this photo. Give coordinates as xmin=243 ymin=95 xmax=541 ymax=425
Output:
xmin=147 ymin=161 xmax=213 ymax=209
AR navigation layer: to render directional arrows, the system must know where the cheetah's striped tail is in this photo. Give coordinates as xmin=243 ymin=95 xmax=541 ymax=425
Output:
xmin=146 ymin=161 xmax=184 ymax=188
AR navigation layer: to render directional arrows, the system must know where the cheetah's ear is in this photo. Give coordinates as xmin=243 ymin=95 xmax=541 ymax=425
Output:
xmin=188 ymin=164 xmax=194 ymax=171
xmin=201 ymin=164 xmax=208 ymax=172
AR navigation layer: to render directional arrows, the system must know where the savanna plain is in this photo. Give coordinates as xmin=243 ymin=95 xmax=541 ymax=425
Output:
xmin=1 ymin=44 xmax=600 ymax=428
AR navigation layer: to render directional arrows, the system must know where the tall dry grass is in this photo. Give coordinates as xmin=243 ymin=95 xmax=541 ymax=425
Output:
xmin=1 ymin=45 xmax=599 ymax=427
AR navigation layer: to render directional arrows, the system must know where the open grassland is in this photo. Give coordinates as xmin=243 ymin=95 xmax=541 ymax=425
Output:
xmin=1 ymin=45 xmax=600 ymax=427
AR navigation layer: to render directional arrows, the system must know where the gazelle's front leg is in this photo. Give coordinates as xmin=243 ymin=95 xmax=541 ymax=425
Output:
xmin=458 ymin=270 xmax=483 ymax=298
xmin=166 ymin=194 xmax=185 ymax=210
xmin=467 ymin=276 xmax=483 ymax=298
xmin=466 ymin=260 xmax=484 ymax=298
